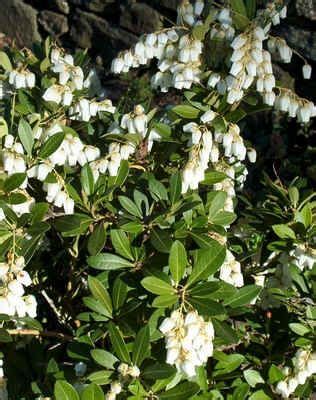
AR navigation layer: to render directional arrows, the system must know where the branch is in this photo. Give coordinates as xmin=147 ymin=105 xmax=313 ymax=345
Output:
xmin=7 ymin=329 xmax=73 ymax=341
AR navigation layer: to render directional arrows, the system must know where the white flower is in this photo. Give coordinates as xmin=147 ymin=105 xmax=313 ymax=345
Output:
xmin=302 ymin=64 xmax=312 ymax=79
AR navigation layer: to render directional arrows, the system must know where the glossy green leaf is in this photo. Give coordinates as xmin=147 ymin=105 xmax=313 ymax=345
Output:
xmin=90 ymin=349 xmax=118 ymax=369
xmin=108 ymin=322 xmax=131 ymax=363
xmin=54 ymin=381 xmax=79 ymax=400
xmin=110 ymin=229 xmax=134 ymax=261
xmin=88 ymin=276 xmax=112 ymax=316
xmin=87 ymin=253 xmax=134 ymax=270
xmin=18 ymin=118 xmax=34 ymax=156
xmin=223 ymin=285 xmax=261 ymax=308
xmin=141 ymin=277 xmax=175 ymax=295
xmin=38 ymin=131 xmax=65 ymax=158
xmin=132 ymin=326 xmax=150 ymax=366
xmin=81 ymin=384 xmax=103 ymax=400
xmin=169 ymin=240 xmax=187 ymax=284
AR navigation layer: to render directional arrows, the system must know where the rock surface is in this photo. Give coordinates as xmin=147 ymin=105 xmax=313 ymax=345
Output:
xmin=0 ymin=0 xmax=41 ymax=47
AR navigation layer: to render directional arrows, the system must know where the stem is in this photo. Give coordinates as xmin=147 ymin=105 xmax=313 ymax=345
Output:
xmin=7 ymin=329 xmax=73 ymax=341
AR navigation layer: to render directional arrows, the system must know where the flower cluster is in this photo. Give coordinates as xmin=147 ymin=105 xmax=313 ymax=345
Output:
xmin=274 ymin=89 xmax=316 ymax=123
xmin=111 ymin=0 xmax=205 ymax=92
xmin=226 ymin=27 xmax=276 ymax=105
xmin=289 ymin=244 xmax=316 ymax=270
xmin=177 ymin=0 xmax=204 ymax=27
xmin=9 ymin=68 xmax=35 ymax=90
xmin=276 ymin=348 xmax=316 ymax=398
xmin=219 ymin=249 xmax=244 ymax=287
xmin=159 ymin=309 xmax=214 ymax=377
xmin=0 ymin=255 xmax=36 ymax=318
xmin=117 ymin=363 xmax=140 ymax=379
xmin=105 ymin=381 xmax=122 ymax=400
xmin=181 ymin=119 xmax=215 ymax=193
xmin=210 ymin=8 xmax=235 ymax=41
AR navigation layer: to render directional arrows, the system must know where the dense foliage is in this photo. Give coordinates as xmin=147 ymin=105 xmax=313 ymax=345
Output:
xmin=0 ymin=1 xmax=315 ymax=399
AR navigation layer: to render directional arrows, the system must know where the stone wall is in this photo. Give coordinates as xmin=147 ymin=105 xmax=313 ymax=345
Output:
xmin=0 ymin=0 xmax=315 ymax=99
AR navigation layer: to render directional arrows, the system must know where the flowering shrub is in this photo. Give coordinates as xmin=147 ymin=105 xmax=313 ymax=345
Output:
xmin=0 ymin=0 xmax=315 ymax=399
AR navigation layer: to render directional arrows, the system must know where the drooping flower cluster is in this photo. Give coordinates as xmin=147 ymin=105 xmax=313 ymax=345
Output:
xmin=9 ymin=68 xmax=35 ymax=90
xmin=159 ymin=309 xmax=214 ymax=377
xmin=276 ymin=348 xmax=316 ymax=398
xmin=219 ymin=249 xmax=244 ymax=287
xmin=210 ymin=8 xmax=235 ymax=41
xmin=0 ymin=255 xmax=36 ymax=318
xmin=177 ymin=0 xmax=204 ymax=27
xmin=274 ymin=89 xmax=316 ymax=123
xmin=111 ymin=0 xmax=205 ymax=92
xmin=181 ymin=112 xmax=254 ymax=202
xmin=225 ymin=27 xmax=276 ymax=105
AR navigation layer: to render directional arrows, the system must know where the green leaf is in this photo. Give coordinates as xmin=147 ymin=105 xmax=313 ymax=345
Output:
xmin=245 ymin=0 xmax=256 ymax=18
xmin=202 ymin=171 xmax=227 ymax=185
xmin=289 ymin=186 xmax=299 ymax=207
xmin=230 ymin=0 xmax=250 ymax=29
xmin=132 ymin=326 xmax=150 ymax=366
xmin=88 ymin=223 xmax=107 ymax=256
xmin=87 ymin=370 xmax=112 ymax=385
xmin=0 ymin=328 xmax=12 ymax=343
xmin=110 ymin=229 xmax=134 ymax=261
xmin=112 ymin=276 xmax=128 ymax=310
xmin=159 ymin=382 xmax=200 ymax=399
xmin=295 ymin=204 xmax=312 ymax=228
xmin=169 ymin=241 xmax=187 ymax=284
xmin=88 ymin=276 xmax=112 ymax=316
xmin=212 ymin=319 xmax=239 ymax=344
xmin=152 ymin=294 xmax=178 ymax=308
xmin=149 ymin=178 xmax=169 ymax=201
xmin=172 ymin=105 xmax=200 ymax=119
xmin=211 ymin=211 xmax=236 ymax=226
xmin=38 ymin=132 xmax=65 ymax=158
xmin=243 ymin=369 xmax=264 ymax=387
xmin=142 ymin=363 xmax=176 ymax=380
xmin=87 ymin=253 xmax=134 ymax=270
xmin=187 ymin=242 xmax=226 ymax=287
xmin=81 ymin=384 xmax=103 ymax=400
xmin=272 ymin=224 xmax=296 ymax=240
xmin=249 ymin=390 xmax=271 ymax=400
xmin=268 ymin=364 xmax=285 ymax=384
xmin=233 ymin=383 xmax=250 ymax=400
xmin=54 ymin=381 xmax=79 ymax=400
xmin=4 ymin=173 xmax=27 ymax=192
xmin=188 ymin=282 xmax=219 ymax=297
xmin=81 ymin=163 xmax=94 ymax=196
xmin=170 ymin=172 xmax=182 ymax=205
xmin=118 ymin=196 xmax=142 ymax=218
xmin=18 ymin=118 xmax=34 ymax=156
xmin=0 ymin=51 xmax=12 ymax=71
xmin=83 ymin=297 xmax=111 ymax=317
xmin=90 ymin=349 xmax=118 ymax=369
xmin=188 ymin=297 xmax=225 ymax=316
xmin=108 ymin=322 xmax=131 ymax=363
xmin=151 ymin=228 xmax=172 ymax=253
xmin=0 ymin=118 xmax=8 ymax=138
xmin=112 ymin=160 xmax=129 ymax=187
xmin=208 ymin=191 xmax=227 ymax=219
xmin=141 ymin=277 xmax=175 ymax=295
xmin=223 ymin=285 xmax=261 ymax=308
xmin=289 ymin=323 xmax=310 ymax=336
